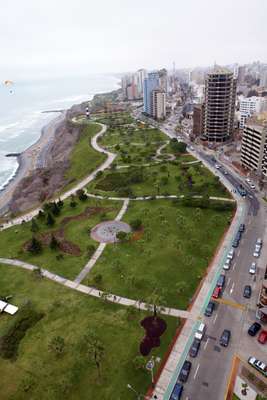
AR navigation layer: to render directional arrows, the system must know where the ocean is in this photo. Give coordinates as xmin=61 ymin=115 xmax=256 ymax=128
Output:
xmin=0 ymin=75 xmax=119 ymax=190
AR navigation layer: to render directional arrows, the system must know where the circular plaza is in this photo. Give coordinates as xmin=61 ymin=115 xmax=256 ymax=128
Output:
xmin=90 ymin=220 xmax=131 ymax=243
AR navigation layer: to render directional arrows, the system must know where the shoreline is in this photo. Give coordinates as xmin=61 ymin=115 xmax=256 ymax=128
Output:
xmin=0 ymin=112 xmax=66 ymax=216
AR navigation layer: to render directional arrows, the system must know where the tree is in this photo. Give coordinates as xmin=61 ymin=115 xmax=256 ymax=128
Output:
xmin=132 ymin=355 xmax=145 ymax=370
xmin=93 ymin=274 xmax=103 ymax=285
xmin=77 ymin=189 xmax=87 ymax=201
xmin=116 ymin=231 xmax=128 ymax=242
xmin=48 ymin=336 xmax=65 ymax=356
xmin=46 ymin=212 xmax=55 ymax=226
xmin=130 ymin=218 xmax=142 ymax=231
xmin=37 ymin=210 xmax=45 ymax=219
xmin=30 ymin=219 xmax=39 ymax=233
xmin=57 ymin=199 xmax=64 ymax=208
xmin=145 ymin=288 xmax=166 ymax=317
xmin=28 ymin=237 xmax=42 ymax=255
xmin=50 ymin=235 xmax=59 ymax=250
xmin=84 ymin=330 xmax=105 ymax=379
xmin=70 ymin=195 xmax=77 ymax=208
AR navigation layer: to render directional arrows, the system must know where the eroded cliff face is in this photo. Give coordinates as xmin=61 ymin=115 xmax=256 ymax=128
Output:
xmin=9 ymin=105 xmax=85 ymax=214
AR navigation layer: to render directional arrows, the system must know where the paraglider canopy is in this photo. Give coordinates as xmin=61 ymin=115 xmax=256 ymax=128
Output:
xmin=3 ymin=80 xmax=14 ymax=94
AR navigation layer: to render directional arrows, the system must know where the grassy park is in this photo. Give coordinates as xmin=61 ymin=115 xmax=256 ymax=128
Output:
xmin=0 ymin=265 xmax=178 ymax=400
xmin=86 ymin=199 xmax=233 ymax=309
xmin=0 ymin=196 xmax=121 ymax=280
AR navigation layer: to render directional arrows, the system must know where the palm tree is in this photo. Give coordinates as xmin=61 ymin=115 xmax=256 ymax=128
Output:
xmin=84 ymin=330 xmax=105 ymax=379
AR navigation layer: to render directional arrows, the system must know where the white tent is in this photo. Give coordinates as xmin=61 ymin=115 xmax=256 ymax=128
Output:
xmin=0 ymin=300 xmax=18 ymax=315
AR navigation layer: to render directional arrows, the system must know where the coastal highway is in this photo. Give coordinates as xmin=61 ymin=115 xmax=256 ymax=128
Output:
xmin=133 ymin=110 xmax=266 ymax=400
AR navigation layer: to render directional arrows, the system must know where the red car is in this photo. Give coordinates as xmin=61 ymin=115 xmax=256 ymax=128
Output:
xmin=212 ymin=286 xmax=222 ymax=299
xmin=258 ymin=330 xmax=267 ymax=344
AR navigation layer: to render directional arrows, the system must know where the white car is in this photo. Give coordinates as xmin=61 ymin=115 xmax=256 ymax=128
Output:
xmin=249 ymin=262 xmax=257 ymax=274
xmin=215 ymin=164 xmax=221 ymax=169
xmin=223 ymin=258 xmax=231 ymax=270
xmin=194 ymin=322 xmax=206 ymax=341
xmin=253 ymin=250 xmax=260 ymax=258
xmin=227 ymin=249 xmax=235 ymax=260
xmin=256 ymin=238 xmax=263 ymax=246
xmin=250 ymin=184 xmax=256 ymax=190
xmin=248 ymin=357 xmax=267 ymax=377
xmin=246 ymin=178 xmax=251 ymax=184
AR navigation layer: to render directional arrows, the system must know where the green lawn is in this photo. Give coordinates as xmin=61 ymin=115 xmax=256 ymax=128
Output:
xmin=0 ymin=265 xmax=178 ymax=400
xmin=87 ymin=161 xmax=231 ymax=199
xmin=0 ymin=197 xmax=121 ymax=280
xmin=64 ymin=122 xmax=106 ymax=188
xmin=85 ymin=199 xmax=232 ymax=309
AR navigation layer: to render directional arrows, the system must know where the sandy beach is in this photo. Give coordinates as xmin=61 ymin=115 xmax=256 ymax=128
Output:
xmin=0 ymin=112 xmax=66 ymax=216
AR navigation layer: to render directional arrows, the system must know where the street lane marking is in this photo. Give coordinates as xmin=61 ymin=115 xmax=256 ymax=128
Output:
xmin=194 ymin=363 xmax=200 ymax=380
xmin=227 ymin=277 xmax=231 ymax=287
xmin=232 ymin=262 xmax=236 ymax=271
xmin=237 ymin=250 xmax=240 ymax=257
xmin=204 ymin=337 xmax=209 ymax=350
xmin=213 ymin=298 xmax=245 ymax=310
xmin=230 ymin=282 xmax=235 ymax=294
xmin=213 ymin=314 xmax=218 ymax=324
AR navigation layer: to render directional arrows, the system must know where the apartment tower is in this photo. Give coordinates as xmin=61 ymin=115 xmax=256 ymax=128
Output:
xmin=203 ymin=66 xmax=237 ymax=142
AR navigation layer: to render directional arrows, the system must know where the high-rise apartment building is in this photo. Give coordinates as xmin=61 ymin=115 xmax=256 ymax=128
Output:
xmin=152 ymin=89 xmax=166 ymax=120
xmin=203 ymin=66 xmax=237 ymax=142
xmin=260 ymin=68 xmax=267 ymax=88
xmin=143 ymin=72 xmax=160 ymax=115
xmin=241 ymin=114 xmax=267 ymax=178
xmin=136 ymin=69 xmax=147 ymax=98
xmin=238 ymin=96 xmax=267 ymax=128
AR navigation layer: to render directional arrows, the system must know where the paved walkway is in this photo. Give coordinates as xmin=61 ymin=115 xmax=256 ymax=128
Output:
xmin=74 ymin=199 xmax=129 ymax=284
xmin=0 ymin=257 xmax=190 ymax=319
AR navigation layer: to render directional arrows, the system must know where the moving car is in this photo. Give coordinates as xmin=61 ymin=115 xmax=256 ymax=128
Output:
xmin=250 ymin=184 xmax=256 ymax=190
xmin=249 ymin=262 xmax=256 ymax=274
xmin=212 ymin=286 xmax=222 ymax=299
xmin=220 ymin=329 xmax=231 ymax=347
xmin=246 ymin=178 xmax=251 ymax=184
xmin=194 ymin=322 xmax=206 ymax=341
xmin=215 ymin=164 xmax=221 ymax=169
xmin=243 ymin=285 xmax=252 ymax=298
xmin=237 ymin=185 xmax=247 ymax=197
xmin=258 ymin=330 xmax=267 ymax=344
xmin=204 ymin=301 xmax=215 ymax=317
xmin=248 ymin=322 xmax=262 ymax=336
xmin=178 ymin=360 xmax=192 ymax=383
xmin=189 ymin=339 xmax=201 ymax=357
xmin=223 ymin=258 xmax=231 ymax=270
xmin=170 ymin=383 xmax=183 ymax=400
xmin=227 ymin=249 xmax=235 ymax=260
xmin=248 ymin=357 xmax=267 ymax=377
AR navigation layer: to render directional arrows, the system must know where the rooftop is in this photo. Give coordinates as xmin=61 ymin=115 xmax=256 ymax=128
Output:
xmin=208 ymin=65 xmax=232 ymax=76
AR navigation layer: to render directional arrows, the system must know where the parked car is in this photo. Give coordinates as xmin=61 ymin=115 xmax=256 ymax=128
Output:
xmin=170 ymin=383 xmax=183 ymax=400
xmin=248 ymin=322 xmax=262 ymax=336
xmin=220 ymin=329 xmax=231 ymax=347
xmin=248 ymin=357 xmax=267 ymax=377
xmin=223 ymin=258 xmax=231 ymax=270
xmin=239 ymin=224 xmax=245 ymax=232
xmin=250 ymin=184 xmax=256 ymax=190
xmin=235 ymin=232 xmax=242 ymax=241
xmin=212 ymin=286 xmax=222 ymax=299
xmin=227 ymin=249 xmax=235 ymax=260
xmin=215 ymin=164 xmax=221 ymax=169
xmin=189 ymin=339 xmax=201 ymax=357
xmin=232 ymin=239 xmax=239 ymax=248
xmin=194 ymin=322 xmax=206 ymax=341
xmin=243 ymin=285 xmax=252 ymax=298
xmin=178 ymin=360 xmax=192 ymax=383
xmin=249 ymin=262 xmax=257 ymax=274
xmin=253 ymin=250 xmax=260 ymax=258
xmin=217 ymin=274 xmax=226 ymax=288
xmin=258 ymin=330 xmax=267 ymax=344
xmin=256 ymin=238 xmax=263 ymax=246
xmin=204 ymin=301 xmax=215 ymax=317
xmin=246 ymin=178 xmax=251 ymax=183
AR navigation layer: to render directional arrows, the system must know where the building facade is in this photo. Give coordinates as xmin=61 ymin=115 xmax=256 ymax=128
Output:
xmin=143 ymin=72 xmax=160 ymax=115
xmin=152 ymin=89 xmax=166 ymax=120
xmin=239 ymin=96 xmax=267 ymax=128
xmin=203 ymin=67 xmax=237 ymax=142
xmin=192 ymin=104 xmax=204 ymax=136
xmin=241 ymin=115 xmax=267 ymax=177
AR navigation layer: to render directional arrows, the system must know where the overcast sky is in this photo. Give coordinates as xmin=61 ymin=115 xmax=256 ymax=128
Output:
xmin=1 ymin=0 xmax=266 ymax=79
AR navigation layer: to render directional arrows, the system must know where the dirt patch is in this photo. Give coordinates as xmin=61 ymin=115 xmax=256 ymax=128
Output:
xmin=131 ymin=227 xmax=144 ymax=241
xmin=60 ymin=206 xmax=114 ymax=227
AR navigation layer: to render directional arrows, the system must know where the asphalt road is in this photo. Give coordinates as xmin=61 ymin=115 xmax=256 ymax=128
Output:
xmin=134 ymin=110 xmax=266 ymax=400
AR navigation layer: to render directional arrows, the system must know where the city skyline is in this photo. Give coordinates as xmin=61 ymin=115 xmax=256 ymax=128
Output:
xmin=1 ymin=0 xmax=267 ymax=80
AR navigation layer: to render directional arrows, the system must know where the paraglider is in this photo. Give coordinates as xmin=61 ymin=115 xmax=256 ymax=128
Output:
xmin=3 ymin=80 xmax=14 ymax=94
